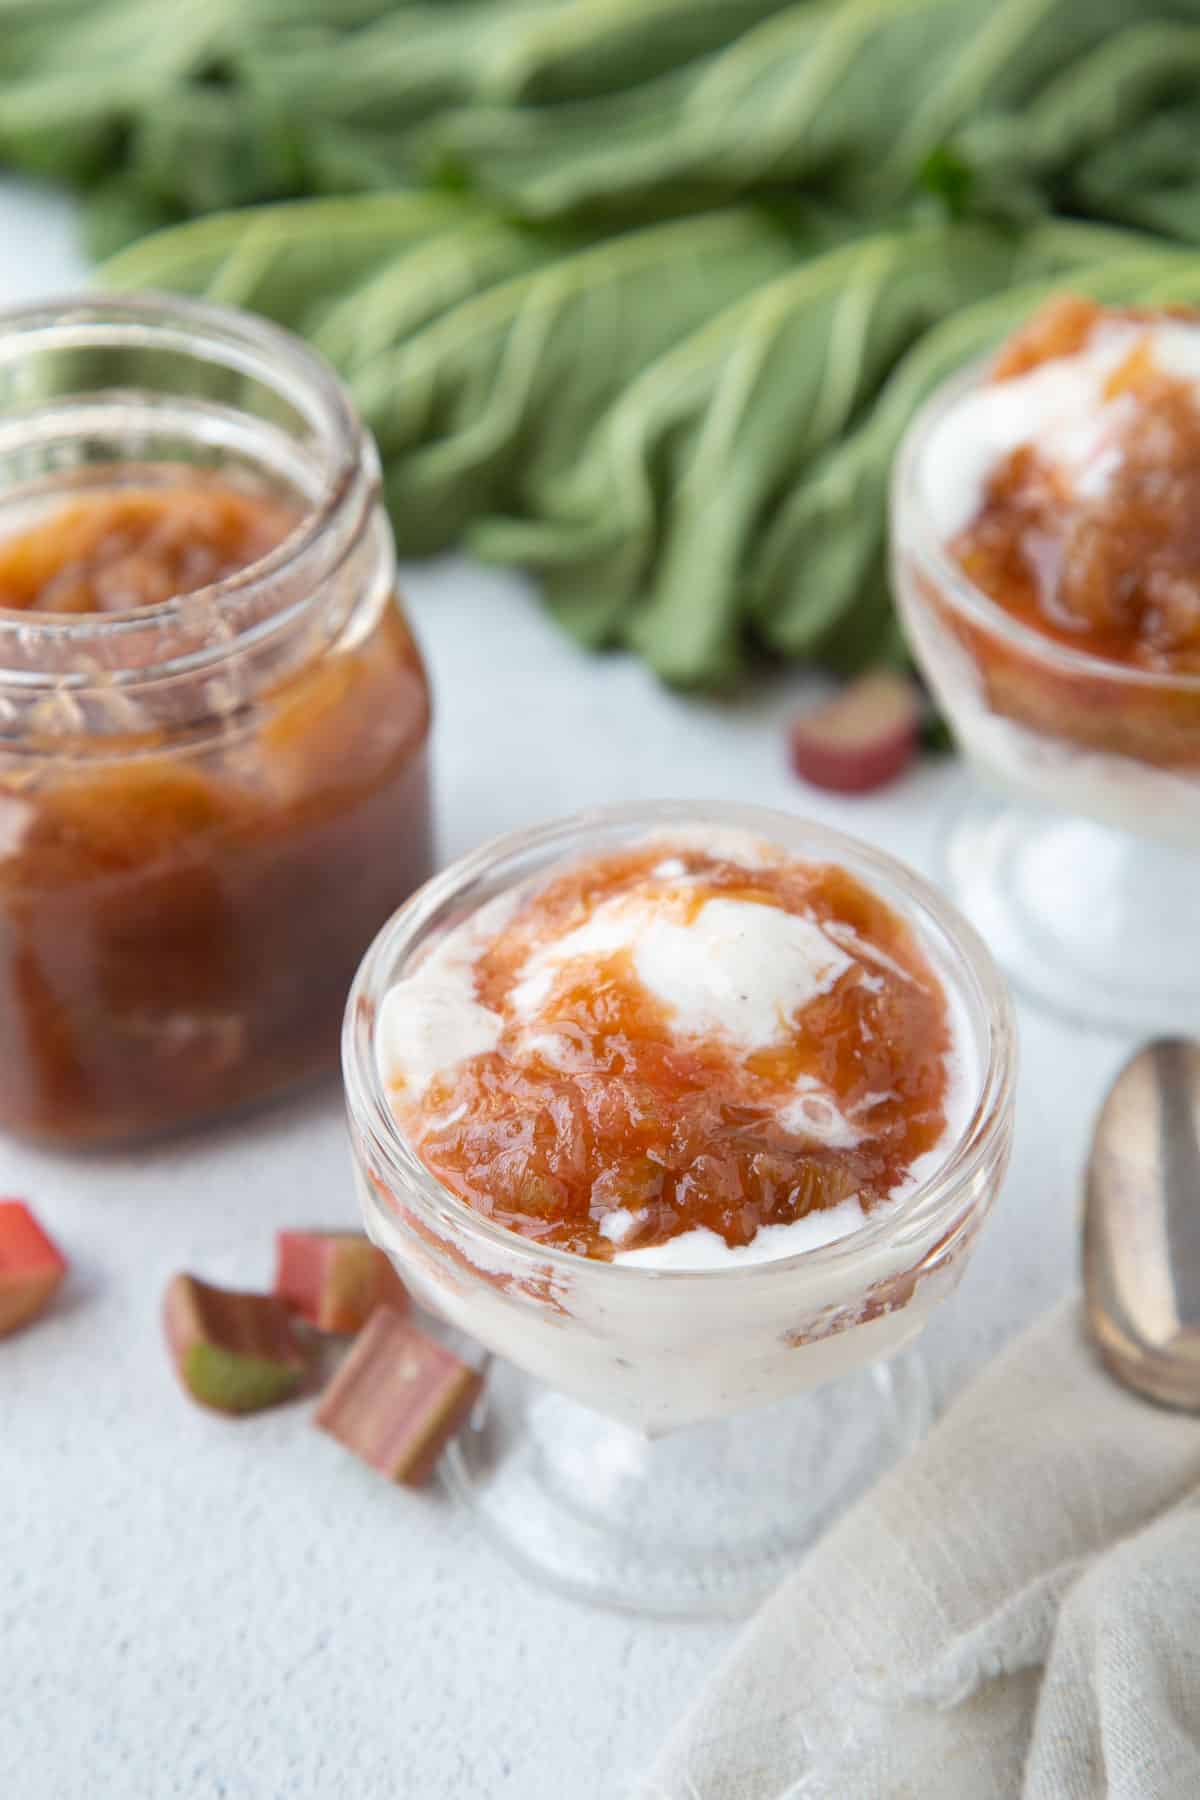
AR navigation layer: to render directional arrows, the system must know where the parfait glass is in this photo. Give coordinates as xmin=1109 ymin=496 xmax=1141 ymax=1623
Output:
xmin=893 ymin=360 xmax=1200 ymax=1036
xmin=343 ymin=802 xmax=1014 ymax=1618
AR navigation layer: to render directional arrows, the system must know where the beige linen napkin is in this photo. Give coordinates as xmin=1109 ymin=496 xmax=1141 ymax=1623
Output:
xmin=641 ymin=1301 xmax=1200 ymax=1800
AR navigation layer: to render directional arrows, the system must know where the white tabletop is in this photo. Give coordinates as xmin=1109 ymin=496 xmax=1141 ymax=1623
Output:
xmin=0 ymin=176 xmax=1131 ymax=1800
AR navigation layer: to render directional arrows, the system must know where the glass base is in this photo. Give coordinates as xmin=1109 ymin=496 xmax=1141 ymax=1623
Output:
xmin=943 ymin=787 xmax=1200 ymax=1036
xmin=441 ymin=1354 xmax=931 ymax=1619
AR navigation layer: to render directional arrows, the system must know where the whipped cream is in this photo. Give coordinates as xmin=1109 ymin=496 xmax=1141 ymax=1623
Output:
xmin=612 ymin=1192 xmax=870 ymax=1270
xmin=919 ymin=320 xmax=1200 ymax=540
xmin=376 ymin=889 xmax=519 ymax=1101
xmin=512 ymin=891 xmax=851 ymax=1051
xmin=379 ymin=828 xmax=850 ymax=1099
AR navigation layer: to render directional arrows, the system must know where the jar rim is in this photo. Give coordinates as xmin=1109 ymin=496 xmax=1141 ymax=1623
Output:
xmin=891 ymin=351 xmax=1200 ymax=696
xmin=344 ymin=799 xmax=1018 ymax=1287
xmin=0 ymin=290 xmax=376 ymax=689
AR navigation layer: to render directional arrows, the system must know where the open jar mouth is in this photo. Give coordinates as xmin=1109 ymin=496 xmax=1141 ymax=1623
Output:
xmin=344 ymin=800 xmax=1017 ymax=1287
xmin=892 ymin=354 xmax=1200 ymax=699
xmin=0 ymin=291 xmax=378 ymax=694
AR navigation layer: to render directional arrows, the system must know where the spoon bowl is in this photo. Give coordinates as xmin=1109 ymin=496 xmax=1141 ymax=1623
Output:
xmin=1084 ymin=1037 xmax=1200 ymax=1411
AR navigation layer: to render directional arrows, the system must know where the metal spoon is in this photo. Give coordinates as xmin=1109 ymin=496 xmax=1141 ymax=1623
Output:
xmin=1084 ymin=1037 xmax=1200 ymax=1410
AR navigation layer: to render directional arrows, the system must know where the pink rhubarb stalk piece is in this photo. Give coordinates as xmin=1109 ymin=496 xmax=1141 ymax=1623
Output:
xmin=164 ymin=1273 xmax=313 ymax=1415
xmin=789 ymin=671 xmax=922 ymax=795
xmin=315 ymin=1308 xmax=482 ymax=1488
xmin=275 ymin=1230 xmax=408 ymax=1335
xmin=0 ymin=1200 xmax=67 ymax=1338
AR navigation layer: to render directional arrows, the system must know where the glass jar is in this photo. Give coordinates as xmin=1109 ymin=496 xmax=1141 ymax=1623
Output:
xmin=0 ymin=294 xmax=432 ymax=1146
xmin=343 ymin=801 xmax=1015 ymax=1615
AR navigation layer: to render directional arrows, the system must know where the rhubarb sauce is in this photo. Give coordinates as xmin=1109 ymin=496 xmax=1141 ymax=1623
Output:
xmin=381 ymin=836 xmax=963 ymax=1263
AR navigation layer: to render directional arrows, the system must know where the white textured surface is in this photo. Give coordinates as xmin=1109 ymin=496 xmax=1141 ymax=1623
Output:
xmin=0 ymin=178 xmax=1132 ymax=1800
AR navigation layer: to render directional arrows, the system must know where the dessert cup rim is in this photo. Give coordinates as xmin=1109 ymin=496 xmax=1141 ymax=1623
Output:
xmin=892 ymin=351 xmax=1200 ymax=696
xmin=344 ymin=800 xmax=1017 ymax=1286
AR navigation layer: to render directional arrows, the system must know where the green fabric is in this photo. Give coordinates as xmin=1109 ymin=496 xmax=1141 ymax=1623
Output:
xmin=3 ymin=0 xmax=1200 ymax=684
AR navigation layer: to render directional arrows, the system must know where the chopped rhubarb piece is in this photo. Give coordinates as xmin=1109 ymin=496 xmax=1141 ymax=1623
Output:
xmin=316 ymin=1309 xmax=482 ymax=1487
xmin=0 ymin=1200 xmax=67 ymax=1338
xmin=788 ymin=671 xmax=921 ymax=795
xmin=275 ymin=1230 xmax=408 ymax=1335
xmin=164 ymin=1273 xmax=312 ymax=1415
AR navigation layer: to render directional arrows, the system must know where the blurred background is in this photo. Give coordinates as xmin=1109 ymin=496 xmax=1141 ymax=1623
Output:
xmin=3 ymin=3 xmax=1197 ymax=1794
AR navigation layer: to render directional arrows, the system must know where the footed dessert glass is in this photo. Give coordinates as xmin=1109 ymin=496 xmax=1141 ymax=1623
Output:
xmin=893 ymin=359 xmax=1200 ymax=1036
xmin=344 ymin=802 xmax=1015 ymax=1617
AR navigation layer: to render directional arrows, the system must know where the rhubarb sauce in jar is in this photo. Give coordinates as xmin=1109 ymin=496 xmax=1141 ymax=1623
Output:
xmin=0 ymin=295 xmax=432 ymax=1145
